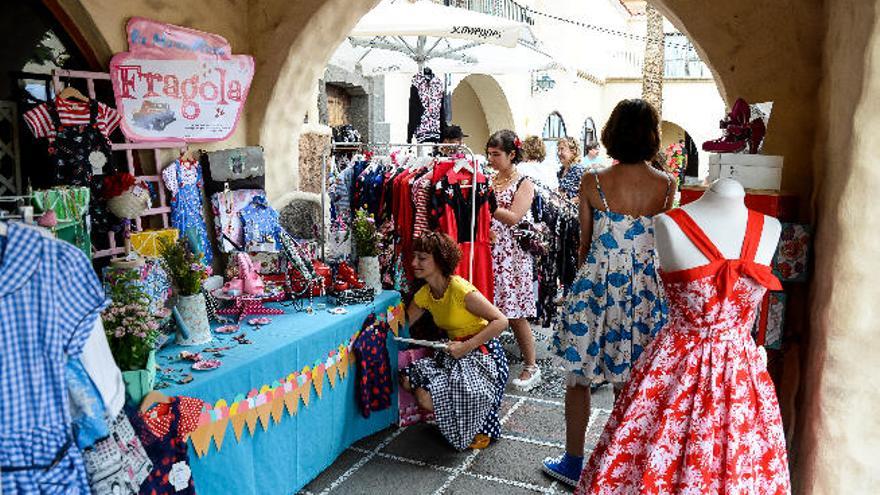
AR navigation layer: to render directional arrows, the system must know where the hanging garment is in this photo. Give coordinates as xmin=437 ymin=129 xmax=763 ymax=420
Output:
xmin=130 ymin=397 xmax=203 ymax=495
xmin=0 ymin=223 xmax=108 ymax=495
xmin=211 ymin=189 xmax=264 ymax=252
xmin=67 ymin=358 xmax=110 ymax=449
xmin=239 ymin=194 xmax=281 ymax=252
xmin=575 ymin=209 xmax=789 ymax=495
xmin=40 ymin=99 xmax=120 ymax=237
xmin=407 ymin=72 xmax=447 ymax=143
xmin=162 ymin=159 xmax=213 ymax=264
xmin=353 ymin=314 xmax=393 ymax=418
xmin=328 ymin=162 xmax=354 ymax=224
xmin=554 ymin=172 xmax=668 ymax=386
xmin=490 ymin=178 xmax=536 ymax=319
xmin=352 ymin=166 xmax=386 ymax=220
xmin=433 ymin=165 xmax=494 ymax=301
xmin=23 ymin=97 xmax=120 ymax=191
xmin=81 ymin=318 xmax=126 ymax=419
xmin=558 ymin=162 xmax=587 ymax=199
xmin=32 ymin=186 xmax=91 ymax=257
xmin=81 ymin=411 xmax=152 ymax=495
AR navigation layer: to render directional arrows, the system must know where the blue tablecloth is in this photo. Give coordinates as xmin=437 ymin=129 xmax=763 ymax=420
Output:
xmin=155 ymin=291 xmax=401 ymax=495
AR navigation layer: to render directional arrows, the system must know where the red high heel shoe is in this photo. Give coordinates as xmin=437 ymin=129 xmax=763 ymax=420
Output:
xmin=748 ymin=117 xmax=766 ymax=154
xmin=702 ymin=98 xmax=753 ymax=153
xmin=337 ymin=261 xmax=365 ymax=289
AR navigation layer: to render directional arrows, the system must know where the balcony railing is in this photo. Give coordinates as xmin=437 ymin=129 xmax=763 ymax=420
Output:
xmin=609 ymin=45 xmax=711 ymax=79
xmin=444 ymin=0 xmax=534 ymax=25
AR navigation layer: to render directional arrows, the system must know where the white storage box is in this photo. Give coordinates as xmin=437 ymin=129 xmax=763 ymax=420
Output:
xmin=707 ymin=153 xmax=783 ymax=190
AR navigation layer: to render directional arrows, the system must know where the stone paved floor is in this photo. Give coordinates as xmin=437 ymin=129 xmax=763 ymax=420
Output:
xmin=299 ymin=326 xmax=615 ymax=495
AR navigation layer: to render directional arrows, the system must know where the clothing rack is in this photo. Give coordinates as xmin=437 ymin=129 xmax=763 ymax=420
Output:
xmin=321 ymin=141 xmax=480 ymax=283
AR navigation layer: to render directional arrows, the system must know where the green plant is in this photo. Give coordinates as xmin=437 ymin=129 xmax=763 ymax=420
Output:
xmin=103 ymin=270 xmax=159 ymax=371
xmin=352 ymin=207 xmax=378 ymax=257
xmin=159 ymin=237 xmax=211 ymax=296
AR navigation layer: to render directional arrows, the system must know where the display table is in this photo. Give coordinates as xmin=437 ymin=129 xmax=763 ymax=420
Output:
xmin=155 ymin=291 xmax=403 ymax=495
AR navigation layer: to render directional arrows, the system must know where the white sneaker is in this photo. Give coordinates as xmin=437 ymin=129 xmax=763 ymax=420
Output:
xmin=512 ymin=365 xmax=542 ymax=392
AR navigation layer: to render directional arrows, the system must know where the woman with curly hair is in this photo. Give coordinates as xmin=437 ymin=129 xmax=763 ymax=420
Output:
xmin=401 ymin=232 xmax=510 ymax=450
xmin=557 ymin=136 xmax=587 ymax=199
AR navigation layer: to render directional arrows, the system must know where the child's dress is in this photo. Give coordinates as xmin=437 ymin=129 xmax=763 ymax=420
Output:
xmin=162 ymin=159 xmax=212 ymax=264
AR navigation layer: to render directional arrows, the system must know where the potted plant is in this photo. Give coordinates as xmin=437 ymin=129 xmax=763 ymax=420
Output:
xmin=352 ymin=207 xmax=381 ymax=294
xmin=103 ymin=269 xmax=160 ymax=404
xmin=159 ymin=237 xmax=213 ymax=346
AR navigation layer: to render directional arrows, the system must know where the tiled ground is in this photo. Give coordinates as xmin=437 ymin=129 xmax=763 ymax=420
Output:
xmin=299 ymin=327 xmax=615 ymax=495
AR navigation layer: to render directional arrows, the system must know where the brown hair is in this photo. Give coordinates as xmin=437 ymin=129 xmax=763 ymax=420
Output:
xmin=413 ymin=232 xmax=462 ymax=277
xmin=521 ymin=135 xmax=546 ymax=162
xmin=601 ymin=99 xmax=661 ymax=164
xmin=557 ymin=136 xmax=580 ymax=164
xmin=486 ymin=129 xmax=524 ymax=164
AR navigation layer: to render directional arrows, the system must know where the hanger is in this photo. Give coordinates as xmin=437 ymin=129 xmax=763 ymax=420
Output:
xmin=57 ymin=84 xmax=89 ymax=103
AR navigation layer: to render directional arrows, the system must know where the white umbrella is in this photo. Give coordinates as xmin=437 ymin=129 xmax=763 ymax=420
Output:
xmin=339 ymin=0 xmax=561 ymax=75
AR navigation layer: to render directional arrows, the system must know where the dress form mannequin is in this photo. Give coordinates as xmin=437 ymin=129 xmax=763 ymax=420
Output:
xmin=654 ymin=178 xmax=781 ymax=271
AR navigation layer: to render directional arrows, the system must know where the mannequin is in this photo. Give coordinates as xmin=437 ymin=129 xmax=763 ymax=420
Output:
xmin=654 ymin=178 xmax=781 ymax=271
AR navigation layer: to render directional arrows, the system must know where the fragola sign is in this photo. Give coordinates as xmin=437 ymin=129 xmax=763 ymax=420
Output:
xmin=110 ymin=18 xmax=254 ymax=142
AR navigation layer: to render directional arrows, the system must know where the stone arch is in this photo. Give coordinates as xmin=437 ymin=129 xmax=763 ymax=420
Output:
xmin=452 ymin=74 xmax=515 ymax=131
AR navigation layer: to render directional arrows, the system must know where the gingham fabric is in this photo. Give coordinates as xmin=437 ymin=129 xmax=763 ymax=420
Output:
xmin=477 ymin=339 xmax=508 ymax=439
xmin=0 ymin=222 xmax=108 ymax=494
xmin=407 ymin=338 xmax=506 ymax=451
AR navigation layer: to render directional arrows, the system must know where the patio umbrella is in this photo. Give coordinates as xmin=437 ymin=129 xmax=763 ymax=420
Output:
xmin=337 ymin=0 xmax=560 ymax=75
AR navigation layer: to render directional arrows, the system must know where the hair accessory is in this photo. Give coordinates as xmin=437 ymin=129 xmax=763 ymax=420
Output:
xmin=514 ymin=137 xmax=522 ymax=149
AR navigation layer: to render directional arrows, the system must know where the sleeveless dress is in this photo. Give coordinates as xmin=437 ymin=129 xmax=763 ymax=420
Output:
xmin=553 ymin=171 xmax=669 ymax=385
xmin=490 ymin=178 xmax=536 ymax=319
xmin=576 ymin=209 xmax=790 ymax=495
xmin=162 ymin=159 xmax=213 ymax=264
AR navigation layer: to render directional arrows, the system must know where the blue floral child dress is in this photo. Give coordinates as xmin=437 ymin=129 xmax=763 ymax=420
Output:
xmin=162 ymin=158 xmax=212 ymax=264
xmin=553 ymin=171 xmax=669 ymax=386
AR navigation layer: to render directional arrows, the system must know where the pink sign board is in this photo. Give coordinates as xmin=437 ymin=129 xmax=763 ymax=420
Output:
xmin=110 ymin=18 xmax=254 ymax=143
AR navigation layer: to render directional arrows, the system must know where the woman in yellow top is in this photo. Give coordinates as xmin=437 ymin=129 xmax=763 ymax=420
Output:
xmin=401 ymin=232 xmax=510 ymax=451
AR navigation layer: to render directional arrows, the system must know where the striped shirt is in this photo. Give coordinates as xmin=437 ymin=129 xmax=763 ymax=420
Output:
xmin=23 ymin=97 xmax=121 ymax=143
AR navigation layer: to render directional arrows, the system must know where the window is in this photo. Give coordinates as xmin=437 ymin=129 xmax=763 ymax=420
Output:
xmin=542 ymin=112 xmax=567 ymax=167
xmin=581 ymin=118 xmax=597 ymax=155
xmin=542 ymin=111 xmax=567 ymax=139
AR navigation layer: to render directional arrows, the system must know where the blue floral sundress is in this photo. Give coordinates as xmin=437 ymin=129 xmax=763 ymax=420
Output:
xmin=162 ymin=159 xmax=212 ymax=264
xmin=553 ymin=171 xmax=669 ymax=385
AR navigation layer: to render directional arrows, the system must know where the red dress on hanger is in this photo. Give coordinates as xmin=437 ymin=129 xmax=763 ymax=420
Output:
xmin=433 ymin=163 xmax=494 ymax=301
xmin=576 ymin=209 xmax=790 ymax=495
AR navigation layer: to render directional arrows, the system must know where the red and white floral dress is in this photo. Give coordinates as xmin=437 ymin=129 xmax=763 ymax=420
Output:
xmin=490 ymin=179 xmax=536 ymax=319
xmin=576 ymin=208 xmax=790 ymax=495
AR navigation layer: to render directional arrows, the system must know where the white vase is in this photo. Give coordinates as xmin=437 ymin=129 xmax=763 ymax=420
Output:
xmin=358 ymin=256 xmax=382 ymax=294
xmin=174 ymin=293 xmax=212 ymax=346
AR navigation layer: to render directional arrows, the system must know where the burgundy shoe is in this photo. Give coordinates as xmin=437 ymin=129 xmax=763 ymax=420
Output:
xmin=748 ymin=117 xmax=766 ymax=154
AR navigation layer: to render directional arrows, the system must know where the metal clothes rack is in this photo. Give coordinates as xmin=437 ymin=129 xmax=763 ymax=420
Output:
xmin=320 ymin=141 xmax=480 ymax=284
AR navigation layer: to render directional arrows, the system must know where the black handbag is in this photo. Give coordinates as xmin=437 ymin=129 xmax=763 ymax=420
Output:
xmin=513 ymin=218 xmax=550 ymax=256
xmin=201 ymin=146 xmax=265 ymax=195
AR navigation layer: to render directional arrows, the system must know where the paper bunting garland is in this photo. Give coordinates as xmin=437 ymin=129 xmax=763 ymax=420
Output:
xmin=186 ymin=307 xmax=396 ymax=457
xmin=186 ymin=312 xmax=386 ymax=455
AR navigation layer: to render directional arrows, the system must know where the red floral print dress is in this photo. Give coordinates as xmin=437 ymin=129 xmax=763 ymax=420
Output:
xmin=576 ymin=209 xmax=790 ymax=495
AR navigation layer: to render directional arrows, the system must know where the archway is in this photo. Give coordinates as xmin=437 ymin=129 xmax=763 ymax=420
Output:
xmin=451 ymin=74 xmax=514 ymax=152
xmin=660 ymin=120 xmax=698 ymax=178
xmin=48 ymin=1 xmax=865 ymax=491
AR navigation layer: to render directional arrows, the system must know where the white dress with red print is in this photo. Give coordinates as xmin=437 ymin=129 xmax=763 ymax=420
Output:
xmin=490 ymin=179 xmax=536 ymax=319
xmin=576 ymin=208 xmax=790 ymax=495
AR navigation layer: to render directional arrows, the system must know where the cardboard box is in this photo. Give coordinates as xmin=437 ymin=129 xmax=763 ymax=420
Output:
xmin=708 ymin=153 xmax=783 ymax=190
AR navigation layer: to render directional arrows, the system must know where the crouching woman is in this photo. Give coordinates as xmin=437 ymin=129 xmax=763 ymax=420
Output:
xmin=401 ymin=232 xmax=510 ymax=450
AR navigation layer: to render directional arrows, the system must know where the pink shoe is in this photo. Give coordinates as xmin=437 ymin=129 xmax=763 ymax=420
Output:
xmin=237 ymin=253 xmax=265 ymax=295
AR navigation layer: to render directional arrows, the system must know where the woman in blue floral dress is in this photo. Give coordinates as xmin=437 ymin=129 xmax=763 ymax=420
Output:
xmin=542 ymin=99 xmax=674 ymax=487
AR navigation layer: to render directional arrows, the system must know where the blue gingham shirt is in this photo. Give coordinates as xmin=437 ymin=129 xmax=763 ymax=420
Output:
xmin=0 ymin=223 xmax=107 ymax=492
